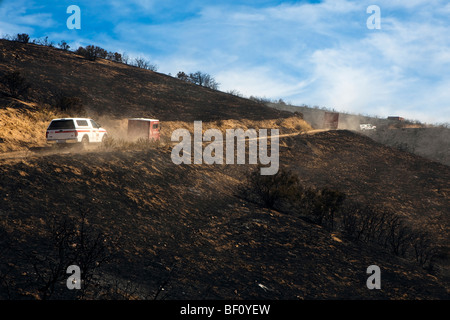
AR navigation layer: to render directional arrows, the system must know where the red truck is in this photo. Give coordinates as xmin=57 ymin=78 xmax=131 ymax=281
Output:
xmin=127 ymin=118 xmax=160 ymax=141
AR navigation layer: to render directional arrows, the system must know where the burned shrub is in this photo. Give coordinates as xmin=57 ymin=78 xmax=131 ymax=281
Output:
xmin=17 ymin=210 xmax=114 ymax=300
xmin=75 ymin=45 xmax=108 ymax=61
xmin=106 ymin=51 xmax=123 ymax=63
xmin=243 ymin=168 xmax=345 ymax=230
xmin=411 ymin=230 xmax=439 ymax=271
xmin=337 ymin=201 xmax=438 ymax=269
xmin=55 ymin=96 xmax=83 ymax=111
xmin=133 ymin=57 xmax=158 ymax=71
xmin=243 ymin=168 xmax=439 ymax=271
xmin=299 ymin=187 xmax=346 ymax=231
xmin=244 ymin=167 xmax=302 ymax=209
xmin=54 ymin=92 xmax=86 ymax=116
xmin=58 ymin=41 xmax=70 ymax=51
xmin=15 ymin=33 xmax=30 ymax=44
xmin=0 ymin=70 xmax=31 ymax=98
xmin=339 ymin=203 xmax=391 ymax=243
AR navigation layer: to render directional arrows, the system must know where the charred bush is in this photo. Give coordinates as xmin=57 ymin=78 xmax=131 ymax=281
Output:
xmin=15 ymin=33 xmax=30 ymax=44
xmin=0 ymin=70 xmax=31 ymax=98
xmin=242 ymin=168 xmax=345 ymax=230
xmin=339 ymin=203 xmax=390 ymax=243
xmin=17 ymin=210 xmax=115 ymax=300
xmin=75 ymin=45 xmax=108 ymax=61
xmin=243 ymin=167 xmax=302 ymax=210
xmin=337 ymin=201 xmax=438 ymax=269
xmin=176 ymin=71 xmax=219 ymax=90
xmin=133 ymin=57 xmax=158 ymax=71
xmin=58 ymin=41 xmax=70 ymax=51
xmin=53 ymin=93 xmax=86 ymax=116
xmin=106 ymin=51 xmax=123 ymax=63
xmin=299 ymin=187 xmax=345 ymax=231
xmin=411 ymin=229 xmax=439 ymax=272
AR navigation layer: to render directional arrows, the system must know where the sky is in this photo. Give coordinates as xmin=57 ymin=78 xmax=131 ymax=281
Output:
xmin=1 ymin=0 xmax=449 ymax=124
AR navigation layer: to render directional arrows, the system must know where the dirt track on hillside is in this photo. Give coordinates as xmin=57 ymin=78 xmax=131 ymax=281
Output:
xmin=0 ymin=129 xmax=312 ymax=162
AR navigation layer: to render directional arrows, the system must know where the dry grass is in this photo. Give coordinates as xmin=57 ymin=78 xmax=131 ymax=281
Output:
xmin=160 ymin=116 xmax=312 ymax=136
xmin=0 ymin=99 xmax=60 ymax=152
xmin=99 ymin=137 xmax=162 ymax=151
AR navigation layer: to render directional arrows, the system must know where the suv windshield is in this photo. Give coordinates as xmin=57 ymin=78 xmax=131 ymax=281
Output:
xmin=90 ymin=120 xmax=100 ymax=129
xmin=48 ymin=120 xmax=75 ymax=130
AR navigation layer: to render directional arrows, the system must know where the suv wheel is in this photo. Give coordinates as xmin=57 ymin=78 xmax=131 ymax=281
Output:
xmin=78 ymin=135 xmax=89 ymax=151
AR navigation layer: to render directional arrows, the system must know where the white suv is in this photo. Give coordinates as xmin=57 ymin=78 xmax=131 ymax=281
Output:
xmin=46 ymin=118 xmax=108 ymax=147
xmin=359 ymin=124 xmax=377 ymax=131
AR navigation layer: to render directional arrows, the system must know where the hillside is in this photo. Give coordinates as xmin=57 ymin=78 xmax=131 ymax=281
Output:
xmin=0 ymin=146 xmax=448 ymax=300
xmin=267 ymin=101 xmax=450 ymax=166
xmin=0 ymin=39 xmax=290 ymax=121
xmin=0 ymin=40 xmax=449 ymax=300
xmin=366 ymin=127 xmax=450 ymax=166
xmin=0 ymin=38 xmax=305 ymax=153
xmin=282 ymin=130 xmax=449 ymax=250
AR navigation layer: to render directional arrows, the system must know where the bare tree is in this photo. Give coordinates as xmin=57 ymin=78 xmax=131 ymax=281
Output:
xmin=20 ymin=210 xmax=114 ymax=300
xmin=177 ymin=71 xmax=189 ymax=82
xmin=72 ymin=209 xmax=114 ymax=299
xmin=26 ymin=216 xmax=78 ymax=300
xmin=133 ymin=57 xmax=158 ymax=71
xmin=189 ymin=71 xmax=219 ymax=90
xmin=58 ymin=41 xmax=70 ymax=51
xmin=227 ymin=89 xmax=244 ymax=97
xmin=75 ymin=45 xmax=108 ymax=61
xmin=177 ymin=71 xmax=220 ymax=90
xmin=121 ymin=53 xmax=129 ymax=65
xmin=384 ymin=216 xmax=413 ymax=257
xmin=411 ymin=230 xmax=438 ymax=271
xmin=106 ymin=51 xmax=123 ymax=63
xmin=34 ymin=36 xmax=54 ymax=47
xmin=15 ymin=33 xmax=30 ymax=43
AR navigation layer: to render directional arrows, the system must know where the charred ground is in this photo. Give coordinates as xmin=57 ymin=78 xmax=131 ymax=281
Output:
xmin=0 ymin=40 xmax=449 ymax=300
xmin=0 ymin=143 xmax=448 ymax=300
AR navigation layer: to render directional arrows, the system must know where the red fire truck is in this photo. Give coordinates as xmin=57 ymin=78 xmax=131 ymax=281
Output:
xmin=127 ymin=118 xmax=160 ymax=141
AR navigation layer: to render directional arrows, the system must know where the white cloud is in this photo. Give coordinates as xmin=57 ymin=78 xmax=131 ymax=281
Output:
xmin=0 ymin=0 xmax=57 ymax=36
xmin=216 ymin=66 xmax=309 ymax=99
xmin=192 ymin=0 xmax=450 ymax=123
xmin=15 ymin=13 xmax=55 ymax=28
xmin=374 ymin=0 xmax=440 ymax=9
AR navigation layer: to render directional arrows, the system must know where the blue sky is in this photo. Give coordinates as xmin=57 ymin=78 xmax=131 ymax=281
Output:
xmin=1 ymin=0 xmax=449 ymax=124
